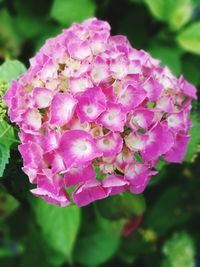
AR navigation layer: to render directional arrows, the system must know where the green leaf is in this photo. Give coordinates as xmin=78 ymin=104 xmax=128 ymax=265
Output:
xmin=0 ymin=120 xmax=15 ymax=177
xmin=148 ymin=44 xmax=182 ymax=75
xmin=145 ymin=187 xmax=191 ymax=235
xmin=96 ymin=192 xmax=146 ymax=220
xmin=15 ymin=15 xmax=46 ymax=39
xmin=0 ymin=60 xmax=26 ymax=84
xmin=0 ymin=120 xmax=16 ymax=145
xmin=74 ymin=212 xmax=123 ymax=266
xmin=0 ymin=144 xmax=10 ymax=178
xmin=177 ymin=22 xmax=200 ymax=55
xmin=31 ymin=198 xmax=81 ymax=262
xmin=50 ymin=0 xmax=95 ymax=26
xmin=0 ymin=191 xmax=19 ymax=220
xmin=182 ymin=55 xmax=200 ymax=86
xmin=162 ymin=232 xmax=196 ymax=267
xmin=144 ymin=0 xmax=193 ymax=30
xmin=0 ymin=9 xmax=21 ymax=58
xmin=184 ymin=114 xmax=200 ymax=162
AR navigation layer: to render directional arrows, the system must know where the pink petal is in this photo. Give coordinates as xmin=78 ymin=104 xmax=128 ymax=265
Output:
xmin=143 ymin=77 xmax=163 ymax=101
xmin=128 ymin=108 xmax=154 ymax=131
xmin=141 ymin=122 xmax=174 ymax=162
xmin=76 ymin=87 xmax=106 ymax=123
xmin=22 ymin=108 xmax=42 ymax=131
xmin=31 ymin=187 xmax=70 ymax=207
xmin=68 ymin=40 xmax=91 ymax=60
xmin=102 ymin=174 xmax=128 ymax=195
xmin=97 ymin=102 xmax=126 ymax=132
xmin=59 ymin=130 xmax=102 ymax=169
xmin=69 ymin=76 xmax=93 ymax=94
xmin=50 ymin=93 xmax=77 ymax=126
xmin=73 ymin=180 xmax=108 ymax=206
xmin=125 ymin=163 xmax=157 ymax=194
xmin=125 ymin=132 xmax=147 ymax=152
xmin=97 ymin=131 xmax=123 ymax=157
xmin=64 ymin=165 xmax=96 ymax=187
xmin=19 ymin=142 xmax=43 ymax=169
xmin=90 ymin=56 xmax=110 ymax=84
xmin=33 ymin=87 xmax=53 ymax=108
xmin=179 ymin=76 xmax=197 ymax=99
xmin=163 ymin=134 xmax=190 ymax=163
xmin=118 ymin=84 xmax=146 ymax=112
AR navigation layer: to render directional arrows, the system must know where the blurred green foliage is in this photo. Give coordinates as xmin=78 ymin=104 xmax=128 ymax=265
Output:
xmin=0 ymin=0 xmax=200 ymax=266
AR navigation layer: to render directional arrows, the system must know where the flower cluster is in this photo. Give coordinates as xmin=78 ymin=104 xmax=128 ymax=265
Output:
xmin=4 ymin=18 xmax=197 ymax=207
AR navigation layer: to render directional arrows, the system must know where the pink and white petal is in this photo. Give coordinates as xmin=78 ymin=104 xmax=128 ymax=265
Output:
xmin=33 ymin=87 xmax=53 ymax=108
xmin=118 ymin=85 xmax=146 ymax=112
xmin=90 ymin=56 xmax=110 ymax=84
xmin=77 ymin=98 xmax=101 ymax=123
xmin=128 ymin=109 xmax=154 ymax=131
xmin=141 ymin=122 xmax=174 ymax=162
xmin=68 ymin=40 xmax=91 ymax=60
xmin=110 ymin=57 xmax=129 ymax=79
xmin=22 ymin=109 xmax=42 ymax=131
xmin=96 ymin=132 xmax=123 ymax=157
xmin=22 ymin=166 xmax=38 ymax=183
xmin=125 ymin=132 xmax=147 ymax=152
xmin=102 ymin=175 xmax=128 ymax=195
xmin=51 ymin=152 xmax=66 ymax=174
xmin=69 ymin=76 xmax=93 ymax=94
xmin=31 ymin=187 xmax=70 ymax=207
xmin=69 ymin=117 xmax=91 ymax=132
xmin=73 ymin=180 xmax=108 ymax=207
xmin=64 ymin=165 xmax=96 ymax=187
xmin=156 ymin=96 xmax=174 ymax=113
xmin=143 ymin=77 xmax=164 ymax=101
xmin=44 ymin=128 xmax=61 ymax=153
xmin=50 ymin=93 xmax=77 ymax=126
xmin=163 ymin=134 xmax=190 ymax=163
xmin=125 ymin=163 xmax=157 ymax=194
xmin=166 ymin=110 xmax=186 ymax=131
xmin=19 ymin=142 xmax=43 ymax=169
xmin=97 ymin=102 xmax=126 ymax=132
xmin=59 ymin=130 xmax=102 ymax=169
xmin=76 ymin=87 xmax=107 ymax=123
xmin=179 ymin=76 xmax=197 ymax=100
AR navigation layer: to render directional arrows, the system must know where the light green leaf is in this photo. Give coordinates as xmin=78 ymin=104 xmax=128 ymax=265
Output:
xmin=144 ymin=0 xmax=193 ymax=30
xmin=0 ymin=144 xmax=10 ymax=177
xmin=162 ymin=232 xmax=196 ymax=267
xmin=0 ymin=120 xmax=15 ymax=145
xmin=32 ymin=198 xmax=81 ymax=262
xmin=0 ymin=120 xmax=15 ymax=177
xmin=50 ymin=0 xmax=95 ymax=26
xmin=177 ymin=22 xmax=200 ymax=55
xmin=184 ymin=114 xmax=200 ymax=162
xmin=0 ymin=60 xmax=26 ymax=84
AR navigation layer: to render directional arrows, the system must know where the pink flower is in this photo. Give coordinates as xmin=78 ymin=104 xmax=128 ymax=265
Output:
xmin=4 ymin=18 xmax=196 ymax=207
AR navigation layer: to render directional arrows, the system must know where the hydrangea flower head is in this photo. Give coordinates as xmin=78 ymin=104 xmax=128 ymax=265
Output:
xmin=4 ymin=18 xmax=197 ymax=207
